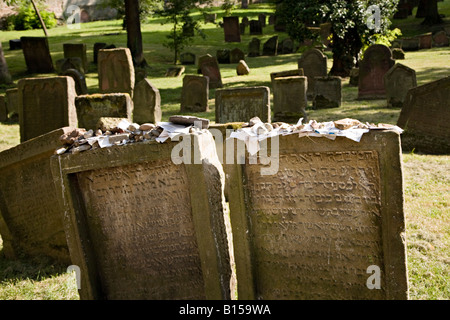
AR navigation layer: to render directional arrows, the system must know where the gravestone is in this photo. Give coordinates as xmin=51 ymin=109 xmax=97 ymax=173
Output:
xmin=384 ymin=64 xmax=417 ymax=108
xmin=397 ymin=76 xmax=450 ymax=154
xmin=0 ymin=127 xmax=73 ymax=264
xmin=165 ymin=66 xmax=185 ymax=77
xmin=273 ymin=76 xmax=308 ymax=123
xmin=56 ymin=57 xmax=85 ymax=75
xmin=199 ymin=55 xmax=223 ymax=89
xmin=133 ymin=79 xmax=162 ymax=124
xmin=223 ymin=16 xmax=241 ymax=42
xmin=313 ymin=76 xmax=342 ymax=109
xmin=236 ymin=60 xmax=250 ymax=76
xmin=9 ymin=39 xmax=21 ymax=50
xmin=20 ymin=37 xmax=54 ymax=73
xmin=230 ymin=48 xmax=245 ymax=63
xmin=18 ymin=76 xmax=78 ymax=143
xmin=204 ymin=13 xmax=217 ymax=23
xmin=419 ymin=33 xmax=432 ymax=49
xmin=227 ymin=130 xmax=408 ymax=300
xmin=248 ymin=38 xmax=261 ymax=57
xmin=433 ymin=31 xmax=449 ymax=47
xmin=217 ymin=49 xmax=231 ymax=64
xmin=358 ymin=44 xmax=395 ymax=100
xmin=180 ymin=75 xmax=209 ymax=113
xmin=63 ymin=43 xmax=88 ymax=74
xmin=0 ymin=43 xmax=12 ymax=85
xmin=63 ymin=68 xmax=89 ymax=95
xmin=215 ymin=86 xmax=270 ymax=123
xmin=270 ymin=69 xmax=305 ymax=85
xmin=50 ymin=131 xmax=233 ymax=300
xmin=297 ymin=48 xmax=328 ymax=97
xmin=392 ymin=48 xmax=405 ymax=60
xmin=258 ymin=14 xmax=266 ymax=27
xmin=197 ymin=54 xmax=213 ymax=74
xmin=249 ymin=20 xmax=263 ymax=35
xmin=0 ymin=95 xmax=6 ymax=122
xmin=93 ymin=42 xmax=107 ymax=64
xmin=278 ymin=38 xmax=294 ymax=55
xmin=401 ymin=37 xmax=420 ymax=51
xmin=262 ymin=36 xmax=278 ymax=56
xmin=180 ymin=52 xmax=196 ymax=65
xmin=98 ymin=48 xmax=135 ymax=97
xmin=75 ymin=93 xmax=133 ymax=130
xmin=5 ymin=88 xmax=18 ymax=119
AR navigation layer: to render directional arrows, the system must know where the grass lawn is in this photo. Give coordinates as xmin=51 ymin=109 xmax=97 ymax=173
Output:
xmin=0 ymin=2 xmax=449 ymax=300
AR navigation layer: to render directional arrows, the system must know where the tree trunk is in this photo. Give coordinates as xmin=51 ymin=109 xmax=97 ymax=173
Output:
xmin=420 ymin=0 xmax=443 ymax=25
xmin=329 ymin=28 xmax=362 ymax=78
xmin=31 ymin=0 xmax=48 ymax=37
xmin=125 ymin=0 xmax=147 ymax=67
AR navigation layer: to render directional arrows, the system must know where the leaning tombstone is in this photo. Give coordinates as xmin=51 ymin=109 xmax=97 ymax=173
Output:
xmin=20 ymin=36 xmax=54 ymax=73
xmin=262 ymin=36 xmax=278 ymax=56
xmin=18 ymin=76 xmax=78 ymax=142
xmin=236 ymin=60 xmax=250 ymax=76
xmin=63 ymin=68 xmax=89 ymax=96
xmin=397 ymin=76 xmax=450 ymax=154
xmin=98 ymin=48 xmax=135 ymax=98
xmin=199 ymin=55 xmax=223 ymax=89
xmin=297 ymin=48 xmax=328 ymax=97
xmin=133 ymin=79 xmax=162 ymax=124
xmin=223 ymin=16 xmax=241 ymax=43
xmin=50 ymin=130 xmax=233 ymax=300
xmin=63 ymin=43 xmax=88 ymax=74
xmin=248 ymin=38 xmax=261 ymax=57
xmin=384 ymin=64 xmax=417 ymax=108
xmin=75 ymin=93 xmax=133 ymax=130
xmin=230 ymin=48 xmax=245 ymax=63
xmin=0 ymin=127 xmax=74 ymax=264
xmin=181 ymin=75 xmax=209 ymax=113
xmin=227 ymin=127 xmax=409 ymax=300
xmin=249 ymin=20 xmax=263 ymax=35
xmin=358 ymin=44 xmax=395 ymax=100
xmin=215 ymin=86 xmax=270 ymax=123
xmin=313 ymin=76 xmax=342 ymax=109
xmin=273 ymin=76 xmax=308 ymax=122
xmin=259 ymin=14 xmax=266 ymax=27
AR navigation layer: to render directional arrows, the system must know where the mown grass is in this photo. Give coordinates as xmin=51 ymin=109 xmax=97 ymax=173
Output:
xmin=0 ymin=2 xmax=449 ymax=300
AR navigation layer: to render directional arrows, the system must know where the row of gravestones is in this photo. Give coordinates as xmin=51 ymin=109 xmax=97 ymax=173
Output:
xmin=395 ymin=29 xmax=450 ymax=52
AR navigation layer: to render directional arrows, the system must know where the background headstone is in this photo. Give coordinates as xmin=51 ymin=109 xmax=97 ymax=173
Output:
xmin=93 ymin=42 xmax=107 ymax=64
xmin=63 ymin=43 xmax=88 ymax=74
xmin=401 ymin=37 xmax=420 ymax=51
xmin=98 ymin=48 xmax=135 ymax=97
xmin=180 ymin=52 xmax=196 ymax=65
xmin=433 ymin=31 xmax=449 ymax=47
xmin=63 ymin=68 xmax=89 ymax=96
xmin=230 ymin=48 xmax=245 ymax=63
xmin=223 ymin=16 xmax=241 ymax=42
xmin=248 ymin=38 xmax=261 ymax=57
xmin=384 ymin=64 xmax=417 ymax=108
xmin=358 ymin=44 xmax=395 ymax=100
xmin=270 ymin=69 xmax=305 ymax=85
xmin=262 ymin=36 xmax=278 ymax=56
xmin=180 ymin=75 xmax=209 ymax=113
xmin=0 ymin=42 xmax=12 ymax=85
xmin=249 ymin=20 xmax=263 ymax=35
xmin=9 ymin=39 xmax=21 ymax=50
xmin=56 ymin=57 xmax=85 ymax=75
xmin=5 ymin=88 xmax=18 ymax=120
xmin=0 ymin=95 xmax=6 ymax=122
xmin=236 ymin=60 xmax=250 ymax=76
xmin=397 ymin=76 xmax=450 ymax=154
xmin=199 ymin=55 xmax=223 ymax=89
xmin=18 ymin=76 xmax=78 ymax=142
xmin=133 ymin=79 xmax=162 ymax=124
xmin=215 ymin=86 xmax=270 ymax=123
xmin=278 ymin=38 xmax=294 ymax=55
xmin=313 ymin=76 xmax=342 ymax=109
xmin=20 ymin=37 xmax=54 ymax=73
xmin=216 ymin=49 xmax=231 ymax=64
xmin=297 ymin=48 xmax=328 ymax=98
xmin=273 ymin=76 xmax=308 ymax=122
xmin=419 ymin=33 xmax=432 ymax=49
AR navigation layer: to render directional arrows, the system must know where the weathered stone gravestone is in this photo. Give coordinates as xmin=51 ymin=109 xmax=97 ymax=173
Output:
xmin=397 ymin=76 xmax=450 ymax=154
xmin=0 ymin=95 xmax=6 ymax=122
xmin=313 ymin=76 xmax=342 ymax=109
xmin=230 ymin=48 xmax=245 ymax=63
xmin=358 ymin=44 xmax=395 ymax=100
xmin=223 ymin=16 xmax=241 ymax=42
xmin=5 ymin=88 xmax=18 ymax=119
xmin=98 ymin=48 xmax=135 ymax=97
xmin=56 ymin=57 xmax=85 ymax=75
xmin=270 ymin=69 xmax=305 ymax=85
xmin=400 ymin=37 xmax=419 ymax=51
xmin=249 ymin=20 xmax=263 ymax=35
xmin=199 ymin=55 xmax=223 ymax=89
xmin=180 ymin=52 xmax=196 ymax=65
xmin=133 ymin=79 xmax=162 ymax=124
xmin=20 ymin=37 xmax=54 ymax=73
xmin=75 ymin=93 xmax=133 ymax=130
xmin=248 ymin=38 xmax=261 ymax=57
xmin=262 ymin=36 xmax=278 ymax=56
xmin=215 ymin=87 xmax=270 ymax=123
xmin=236 ymin=60 xmax=250 ymax=76
xmin=383 ymin=64 xmax=417 ymax=108
xmin=0 ymin=42 xmax=12 ymax=85
xmin=273 ymin=76 xmax=308 ymax=123
xmin=433 ymin=31 xmax=449 ymax=47
xmin=63 ymin=68 xmax=89 ymax=96
xmin=297 ymin=48 xmax=328 ymax=97
xmin=278 ymin=38 xmax=294 ymax=55
xmin=50 ymin=132 xmax=233 ymax=300
xmin=217 ymin=49 xmax=231 ymax=64
xmin=419 ymin=33 xmax=432 ymax=49
xmin=18 ymin=76 xmax=78 ymax=143
xmin=0 ymin=127 xmax=73 ymax=264
xmin=180 ymin=75 xmax=209 ymax=113
xmin=227 ymin=130 xmax=409 ymax=300
xmin=63 ymin=43 xmax=88 ymax=74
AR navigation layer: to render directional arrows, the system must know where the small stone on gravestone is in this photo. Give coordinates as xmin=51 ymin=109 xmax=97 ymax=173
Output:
xmin=20 ymin=36 xmax=54 ymax=73
xmin=273 ymin=76 xmax=308 ymax=123
xmin=98 ymin=48 xmax=135 ymax=98
xmin=249 ymin=20 xmax=263 ymax=35
xmin=180 ymin=75 xmax=209 ymax=113
xmin=180 ymin=52 xmax=196 ymax=65
xmin=165 ymin=66 xmax=185 ymax=77
xmin=169 ymin=115 xmax=210 ymax=129
xmin=63 ymin=43 xmax=88 ymax=74
xmin=63 ymin=68 xmax=89 ymax=96
xmin=297 ymin=48 xmax=328 ymax=98
xmin=75 ymin=93 xmax=133 ymax=131
xmin=204 ymin=13 xmax=217 ymax=23
xmin=96 ymin=117 xmax=129 ymax=132
xmin=223 ymin=16 xmax=241 ymax=43
xmin=216 ymin=49 xmax=231 ymax=64
xmin=392 ymin=48 xmax=405 ymax=60
xmin=313 ymin=76 xmax=342 ymax=109
xmin=262 ymin=36 xmax=278 ymax=56
xmin=230 ymin=48 xmax=245 ymax=63
xmin=199 ymin=56 xmax=223 ymax=89
xmin=433 ymin=31 xmax=449 ymax=47
xmin=384 ymin=63 xmax=417 ymax=108
xmin=133 ymin=79 xmax=162 ymax=124
xmin=236 ymin=60 xmax=250 ymax=76
xmin=248 ymin=38 xmax=261 ymax=57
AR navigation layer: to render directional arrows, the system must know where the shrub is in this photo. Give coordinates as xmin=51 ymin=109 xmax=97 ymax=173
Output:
xmin=8 ymin=5 xmax=57 ymax=31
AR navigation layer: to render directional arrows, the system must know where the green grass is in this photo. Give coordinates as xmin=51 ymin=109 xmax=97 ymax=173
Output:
xmin=0 ymin=3 xmax=450 ymax=300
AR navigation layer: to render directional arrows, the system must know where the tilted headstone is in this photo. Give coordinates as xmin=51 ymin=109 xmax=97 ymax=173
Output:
xmin=273 ymin=76 xmax=308 ymax=123
xmin=18 ymin=76 xmax=78 ymax=142
xmin=248 ymin=38 xmax=261 ymax=57
xmin=63 ymin=68 xmax=89 ymax=96
xmin=180 ymin=52 xmax=196 ymax=65
xmin=199 ymin=55 xmax=223 ymax=89
xmin=297 ymin=48 xmax=328 ymax=97
xmin=215 ymin=86 xmax=270 ymax=123
xmin=0 ymin=127 xmax=74 ymax=264
xmin=20 ymin=37 xmax=54 ymax=73
xmin=98 ymin=48 xmax=135 ymax=97
xmin=197 ymin=54 xmax=213 ymax=74
xmin=223 ymin=16 xmax=241 ymax=43
xmin=313 ymin=76 xmax=342 ymax=109
xmin=236 ymin=60 xmax=250 ymax=76
xmin=433 ymin=31 xmax=449 ymax=47
xmin=227 ymin=130 xmax=408 ymax=300
xmin=63 ymin=43 xmax=88 ymax=74
xmin=0 ymin=42 xmax=12 ymax=85
xmin=75 ymin=93 xmax=133 ymax=130
xmin=249 ymin=20 xmax=263 ymax=35
xmin=133 ymin=79 xmax=162 ymax=124
xmin=397 ymin=76 xmax=450 ymax=154
xmin=358 ymin=44 xmax=395 ymax=100
xmin=180 ymin=75 xmax=209 ymax=113
xmin=383 ymin=64 xmax=417 ymax=108
xmin=50 ymin=131 xmax=233 ymax=300
xmin=262 ymin=36 xmax=278 ymax=56
xmin=230 ymin=48 xmax=245 ymax=63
